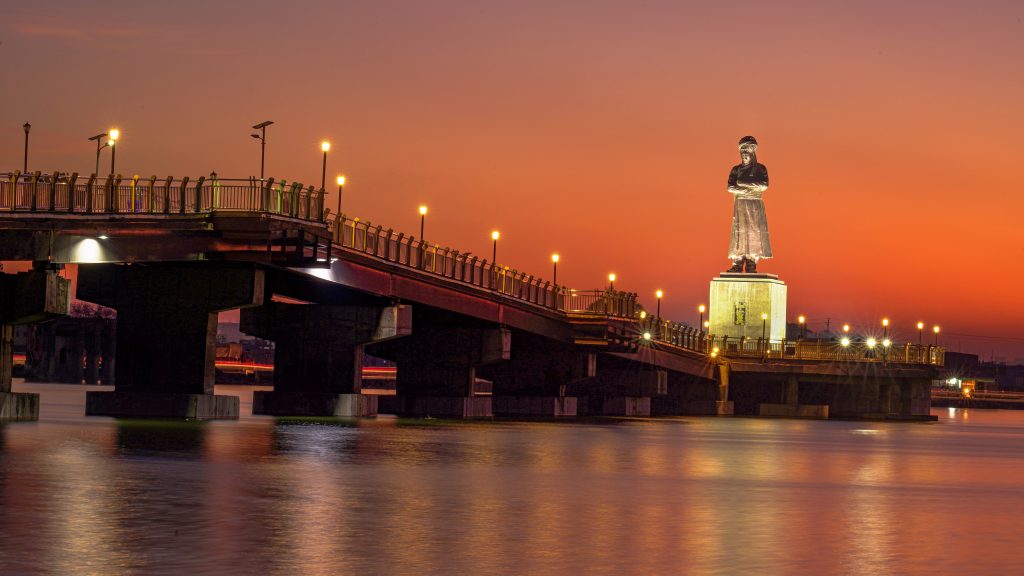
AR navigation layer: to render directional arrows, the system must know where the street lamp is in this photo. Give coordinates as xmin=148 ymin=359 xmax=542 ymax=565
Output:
xmin=655 ymin=290 xmax=664 ymax=320
xmin=933 ymin=325 xmax=940 ymax=346
xmin=491 ymin=230 xmax=500 ymax=262
xmin=419 ymin=205 xmax=428 ymax=239
xmin=320 ymin=140 xmax=331 ymax=190
xmin=23 ymin=123 xmax=31 ymax=173
xmin=251 ymin=121 xmax=273 ymax=180
xmin=842 ymin=323 xmax=850 ymax=335
xmin=882 ymin=317 xmax=890 ymax=339
xmin=608 ymin=273 xmax=616 ymax=291
xmin=840 ymin=336 xmax=851 ymax=347
xmin=335 ymin=175 xmax=345 ymax=215
xmin=108 ymin=128 xmax=120 ymax=174
xmin=551 ymin=253 xmax=559 ymax=285
xmin=698 ymin=304 xmax=706 ymax=328
xmin=88 ymin=132 xmax=109 ymax=175
xmin=917 ymin=321 xmax=924 ymax=345
xmin=798 ymin=315 xmax=806 ymax=339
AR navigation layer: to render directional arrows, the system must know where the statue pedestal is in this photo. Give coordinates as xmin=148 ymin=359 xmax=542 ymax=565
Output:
xmin=709 ymin=273 xmax=787 ymax=343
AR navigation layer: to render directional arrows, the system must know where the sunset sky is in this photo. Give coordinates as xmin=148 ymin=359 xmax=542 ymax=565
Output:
xmin=2 ymin=0 xmax=1022 ymax=359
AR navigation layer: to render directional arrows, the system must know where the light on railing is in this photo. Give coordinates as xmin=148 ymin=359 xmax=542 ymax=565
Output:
xmin=840 ymin=337 xmax=851 ymax=347
xmin=798 ymin=315 xmax=805 ymax=324
xmin=703 ymin=320 xmax=710 ymax=329
xmin=882 ymin=338 xmax=892 ymax=348
xmin=643 ymin=331 xmax=651 ymax=341
xmin=866 ymin=337 xmax=877 ymax=349
xmin=639 ymin=310 xmax=647 ymax=319
xmin=761 ymin=312 xmax=768 ymax=320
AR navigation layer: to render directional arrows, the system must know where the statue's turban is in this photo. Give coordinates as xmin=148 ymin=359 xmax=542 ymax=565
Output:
xmin=738 ymin=135 xmax=758 ymax=151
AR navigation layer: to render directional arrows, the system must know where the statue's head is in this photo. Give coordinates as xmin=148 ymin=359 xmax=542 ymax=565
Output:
xmin=738 ymin=135 xmax=758 ymax=165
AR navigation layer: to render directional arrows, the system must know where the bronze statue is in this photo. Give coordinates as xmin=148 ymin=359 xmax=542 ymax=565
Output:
xmin=726 ymin=135 xmax=772 ymax=273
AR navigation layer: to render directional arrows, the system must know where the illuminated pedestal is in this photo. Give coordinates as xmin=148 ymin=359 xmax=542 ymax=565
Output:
xmin=709 ymin=273 xmax=787 ymax=344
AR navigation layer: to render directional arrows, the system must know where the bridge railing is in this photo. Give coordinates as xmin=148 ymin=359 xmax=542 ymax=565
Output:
xmin=332 ymin=214 xmax=637 ymax=318
xmin=708 ymin=336 xmax=944 ymax=365
xmin=0 ymin=171 xmax=326 ymax=223
xmin=639 ymin=315 xmax=706 ymax=352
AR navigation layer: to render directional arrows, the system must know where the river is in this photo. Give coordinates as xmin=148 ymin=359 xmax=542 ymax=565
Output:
xmin=2 ymin=382 xmax=1023 ymax=575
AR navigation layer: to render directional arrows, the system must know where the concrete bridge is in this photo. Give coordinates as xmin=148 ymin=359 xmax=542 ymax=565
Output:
xmin=0 ymin=171 xmax=943 ymax=421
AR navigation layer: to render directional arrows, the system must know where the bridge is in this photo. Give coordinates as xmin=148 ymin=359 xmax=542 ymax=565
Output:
xmin=0 ymin=170 xmax=943 ymax=421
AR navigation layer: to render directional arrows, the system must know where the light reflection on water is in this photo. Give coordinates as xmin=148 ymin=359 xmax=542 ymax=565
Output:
xmin=3 ymin=384 xmax=1024 ymax=575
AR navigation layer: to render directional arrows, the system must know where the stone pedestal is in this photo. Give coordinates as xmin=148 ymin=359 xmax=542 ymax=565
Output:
xmin=709 ymin=273 xmax=787 ymax=342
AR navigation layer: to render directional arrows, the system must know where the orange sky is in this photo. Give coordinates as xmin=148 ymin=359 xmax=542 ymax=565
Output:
xmin=2 ymin=1 xmax=1022 ymax=359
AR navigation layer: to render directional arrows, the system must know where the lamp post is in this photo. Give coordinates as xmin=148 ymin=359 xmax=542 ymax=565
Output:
xmin=419 ymin=205 xmax=428 ymax=239
xmin=22 ymin=123 xmax=31 ymax=173
xmin=320 ymin=140 xmax=331 ymax=190
xmin=491 ymin=230 xmax=500 ymax=262
xmin=933 ymin=325 xmax=940 ymax=346
xmin=251 ymin=121 xmax=273 ymax=180
xmin=655 ymin=290 xmax=663 ymax=320
xmin=882 ymin=318 xmax=889 ymax=339
xmin=608 ymin=273 xmax=616 ymax=291
xmin=108 ymin=128 xmax=119 ymax=174
xmin=761 ymin=312 xmax=768 ymax=358
xmin=698 ymin=304 xmax=706 ymax=328
xmin=551 ymin=253 xmax=559 ymax=285
xmin=798 ymin=315 xmax=806 ymax=339
xmin=917 ymin=321 xmax=924 ymax=345
xmin=335 ymin=175 xmax=345 ymax=215
xmin=88 ymin=132 xmax=108 ymax=175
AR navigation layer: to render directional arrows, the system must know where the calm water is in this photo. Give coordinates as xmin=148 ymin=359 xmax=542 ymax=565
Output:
xmin=2 ymin=383 xmax=1024 ymax=575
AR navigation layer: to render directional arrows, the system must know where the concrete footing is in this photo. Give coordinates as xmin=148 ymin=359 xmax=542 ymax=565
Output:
xmin=378 ymin=396 xmax=492 ymax=418
xmin=758 ymin=403 xmax=829 ymax=419
xmin=651 ymin=399 xmax=734 ymax=416
xmin=579 ymin=396 xmax=651 ymax=416
xmin=253 ymin=391 xmax=378 ymax=417
xmin=0 ymin=392 xmax=39 ymax=422
xmin=492 ymin=396 xmax=577 ymax=417
xmin=85 ymin=391 xmax=239 ymax=419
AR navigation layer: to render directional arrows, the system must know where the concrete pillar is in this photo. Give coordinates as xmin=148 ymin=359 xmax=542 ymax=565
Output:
xmin=77 ymin=264 xmax=264 ymax=419
xmin=0 ymin=268 xmax=68 ymax=421
xmin=571 ymin=355 xmax=665 ymax=417
xmin=240 ymin=302 xmax=411 ymax=417
xmin=370 ymin=315 xmax=509 ymax=418
xmin=478 ymin=333 xmax=583 ymax=417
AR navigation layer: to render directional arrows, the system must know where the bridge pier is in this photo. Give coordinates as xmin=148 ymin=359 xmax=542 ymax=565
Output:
xmin=0 ymin=268 xmax=71 ymax=422
xmin=370 ymin=312 xmax=508 ymax=418
xmin=78 ymin=264 xmax=264 ymax=419
xmin=651 ymin=368 xmax=732 ymax=416
xmin=569 ymin=355 xmax=666 ymax=417
xmin=240 ymin=302 xmax=411 ymax=417
xmin=478 ymin=332 xmax=582 ymax=417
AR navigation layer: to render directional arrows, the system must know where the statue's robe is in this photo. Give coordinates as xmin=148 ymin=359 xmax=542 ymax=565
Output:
xmin=727 ymin=161 xmax=772 ymax=261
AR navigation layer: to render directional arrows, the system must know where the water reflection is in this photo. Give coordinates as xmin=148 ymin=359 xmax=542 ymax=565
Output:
xmin=4 ymin=386 xmax=1024 ymax=574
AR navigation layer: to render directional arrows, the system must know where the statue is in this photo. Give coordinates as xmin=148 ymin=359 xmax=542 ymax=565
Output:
xmin=726 ymin=135 xmax=772 ymax=273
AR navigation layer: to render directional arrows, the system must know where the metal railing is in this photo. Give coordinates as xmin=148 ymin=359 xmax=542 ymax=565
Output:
xmin=1 ymin=171 xmax=325 ymax=222
xmin=706 ymin=336 xmax=944 ymax=365
xmin=331 ymin=214 xmax=638 ymax=318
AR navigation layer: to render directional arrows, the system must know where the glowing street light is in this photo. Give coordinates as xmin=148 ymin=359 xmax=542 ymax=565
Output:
xmin=108 ymin=128 xmax=120 ymax=174
xmin=842 ymin=323 xmax=850 ymax=334
xmin=933 ymin=325 xmax=940 ymax=346
xmin=608 ymin=273 xmax=616 ymax=291
xmin=551 ymin=253 xmax=559 ymax=285
xmin=703 ymin=320 xmax=710 ymax=330
xmin=491 ymin=230 xmax=500 ymax=262
xmin=866 ymin=337 xmax=877 ymax=349
xmin=655 ymin=290 xmax=664 ymax=320
xmin=643 ymin=331 xmax=652 ymax=341
xmin=698 ymin=304 xmax=706 ymax=328
xmin=419 ymin=205 xmax=428 ymax=239
xmin=882 ymin=338 xmax=892 ymax=348
xmin=320 ymin=140 xmax=331 ymax=190
xmin=882 ymin=317 xmax=890 ymax=339
xmin=917 ymin=321 xmax=925 ymax=345
xmin=798 ymin=314 xmax=806 ymax=339
xmin=840 ymin=337 xmax=851 ymax=347
xmin=335 ymin=175 xmax=345 ymax=215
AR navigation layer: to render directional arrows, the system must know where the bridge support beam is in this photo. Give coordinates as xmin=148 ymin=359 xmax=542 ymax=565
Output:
xmin=240 ymin=303 xmax=411 ymax=417
xmin=370 ymin=315 xmax=509 ymax=418
xmin=651 ymin=367 xmax=732 ymax=416
xmin=0 ymin=268 xmax=71 ymax=422
xmin=477 ymin=333 xmax=583 ymax=417
xmin=78 ymin=264 xmax=264 ymax=419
